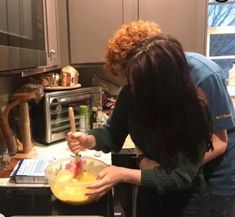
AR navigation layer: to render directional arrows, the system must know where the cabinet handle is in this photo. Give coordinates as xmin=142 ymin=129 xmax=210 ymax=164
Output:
xmin=49 ymin=49 xmax=56 ymax=57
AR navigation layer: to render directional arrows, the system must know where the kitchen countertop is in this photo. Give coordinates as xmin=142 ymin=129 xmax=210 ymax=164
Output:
xmin=0 ymin=137 xmax=135 ymax=217
xmin=0 ymin=134 xmax=135 ymax=184
xmin=0 ymin=141 xmax=114 ymax=217
xmin=0 ymin=140 xmax=111 ymax=187
xmin=28 ymin=140 xmax=112 ymax=164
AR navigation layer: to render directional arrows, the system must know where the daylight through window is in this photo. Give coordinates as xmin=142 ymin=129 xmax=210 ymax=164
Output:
xmin=207 ymin=0 xmax=235 ymax=79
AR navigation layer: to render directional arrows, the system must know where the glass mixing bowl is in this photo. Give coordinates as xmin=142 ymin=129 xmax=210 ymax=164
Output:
xmin=45 ymin=156 xmax=107 ymax=205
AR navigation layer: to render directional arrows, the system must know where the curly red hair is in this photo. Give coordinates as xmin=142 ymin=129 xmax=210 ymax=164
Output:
xmin=104 ymin=20 xmax=161 ymax=76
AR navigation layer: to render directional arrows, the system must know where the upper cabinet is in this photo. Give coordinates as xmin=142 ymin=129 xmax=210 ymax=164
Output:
xmin=0 ymin=0 xmax=62 ymax=75
xmin=0 ymin=0 xmax=207 ymax=74
xmin=68 ymin=0 xmax=138 ymax=64
xmin=44 ymin=0 xmax=61 ymax=67
xmin=0 ymin=0 xmax=47 ymax=73
xmin=138 ymin=0 xmax=207 ymax=54
xmin=68 ymin=0 xmax=207 ymax=64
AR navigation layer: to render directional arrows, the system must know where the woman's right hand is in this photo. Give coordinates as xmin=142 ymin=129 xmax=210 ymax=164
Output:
xmin=66 ymin=132 xmax=96 ymax=154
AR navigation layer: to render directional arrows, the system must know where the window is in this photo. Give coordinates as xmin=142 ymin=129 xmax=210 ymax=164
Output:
xmin=207 ymin=0 xmax=235 ymax=79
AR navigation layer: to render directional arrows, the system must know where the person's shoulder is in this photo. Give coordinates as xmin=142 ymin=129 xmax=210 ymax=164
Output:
xmin=185 ymin=52 xmax=222 ymax=73
xmin=185 ymin=52 xmax=224 ymax=83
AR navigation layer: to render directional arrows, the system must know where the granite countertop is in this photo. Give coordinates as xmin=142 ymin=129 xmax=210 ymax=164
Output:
xmin=0 ymin=141 xmax=111 ymax=187
xmin=0 ymin=136 xmax=135 ymax=216
xmin=122 ymin=135 xmax=135 ymax=149
xmin=0 ymin=141 xmax=114 ymax=216
xmin=0 ymin=134 xmax=135 ymax=187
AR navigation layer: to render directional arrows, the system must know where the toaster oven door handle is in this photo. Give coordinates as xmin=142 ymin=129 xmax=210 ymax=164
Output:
xmin=51 ymin=94 xmax=91 ymax=104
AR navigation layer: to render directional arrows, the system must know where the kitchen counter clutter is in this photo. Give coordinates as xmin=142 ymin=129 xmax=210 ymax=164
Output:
xmin=0 ymin=141 xmax=113 ymax=217
xmin=0 ymin=137 xmax=136 ymax=217
xmin=0 ymin=141 xmax=111 ymax=186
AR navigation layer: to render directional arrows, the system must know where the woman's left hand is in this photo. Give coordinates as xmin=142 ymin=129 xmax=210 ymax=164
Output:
xmin=86 ymin=165 xmax=123 ymax=199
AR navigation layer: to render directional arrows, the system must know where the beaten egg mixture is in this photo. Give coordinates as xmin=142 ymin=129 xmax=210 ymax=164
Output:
xmin=50 ymin=170 xmax=97 ymax=205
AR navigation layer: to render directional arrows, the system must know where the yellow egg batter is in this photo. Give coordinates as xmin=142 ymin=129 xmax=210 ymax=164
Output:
xmin=50 ymin=170 xmax=97 ymax=205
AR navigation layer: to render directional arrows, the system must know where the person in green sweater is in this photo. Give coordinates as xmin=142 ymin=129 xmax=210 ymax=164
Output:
xmin=100 ymin=20 xmax=235 ymax=217
xmin=67 ymin=33 xmax=213 ymax=217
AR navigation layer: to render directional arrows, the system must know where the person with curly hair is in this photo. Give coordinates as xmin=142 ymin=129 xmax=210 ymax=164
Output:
xmin=103 ymin=20 xmax=162 ymax=76
xmin=101 ymin=20 xmax=235 ymax=217
xmin=67 ymin=32 xmax=214 ymax=217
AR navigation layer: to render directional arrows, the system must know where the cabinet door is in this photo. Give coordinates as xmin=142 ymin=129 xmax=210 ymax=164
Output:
xmin=139 ymin=0 xmax=207 ymax=54
xmin=44 ymin=0 xmax=61 ymax=66
xmin=69 ymin=0 xmax=128 ymax=64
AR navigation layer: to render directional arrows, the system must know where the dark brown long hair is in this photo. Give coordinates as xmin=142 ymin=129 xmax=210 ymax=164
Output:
xmin=124 ymin=34 xmax=213 ymax=163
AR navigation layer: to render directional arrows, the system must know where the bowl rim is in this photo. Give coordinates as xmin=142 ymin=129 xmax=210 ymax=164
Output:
xmin=44 ymin=156 xmax=108 ymax=185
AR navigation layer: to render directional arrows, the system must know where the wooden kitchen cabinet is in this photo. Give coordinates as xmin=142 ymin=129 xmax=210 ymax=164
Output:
xmin=68 ymin=0 xmax=207 ymax=64
xmin=68 ymin=0 xmax=138 ymax=64
xmin=138 ymin=0 xmax=207 ymax=54
xmin=44 ymin=0 xmax=61 ymax=67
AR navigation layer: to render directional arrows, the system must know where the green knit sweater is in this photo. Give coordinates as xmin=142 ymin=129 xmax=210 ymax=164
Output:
xmin=89 ymin=86 xmax=207 ymax=195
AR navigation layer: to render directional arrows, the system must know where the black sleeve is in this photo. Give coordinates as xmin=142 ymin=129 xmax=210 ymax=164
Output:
xmin=89 ymin=86 xmax=129 ymax=153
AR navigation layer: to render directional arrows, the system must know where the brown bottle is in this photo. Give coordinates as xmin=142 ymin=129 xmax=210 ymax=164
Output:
xmin=90 ymin=107 xmax=99 ymax=129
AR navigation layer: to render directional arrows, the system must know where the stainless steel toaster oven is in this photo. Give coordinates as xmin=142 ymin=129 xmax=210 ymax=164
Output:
xmin=31 ymin=87 xmax=102 ymax=144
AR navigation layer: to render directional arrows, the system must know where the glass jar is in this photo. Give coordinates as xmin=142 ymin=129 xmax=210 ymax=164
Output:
xmin=79 ymin=105 xmax=89 ymax=133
